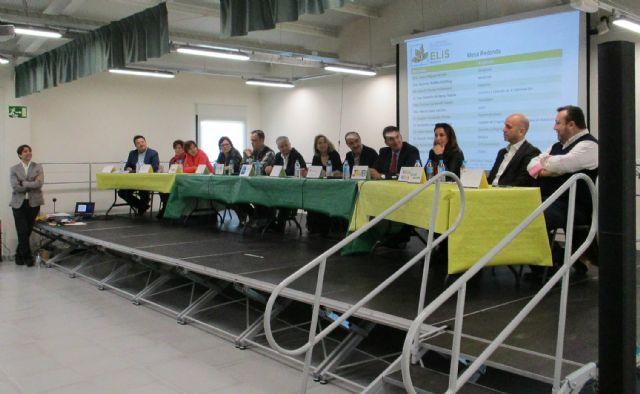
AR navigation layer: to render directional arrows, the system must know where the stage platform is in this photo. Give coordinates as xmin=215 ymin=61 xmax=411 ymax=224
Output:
xmin=35 ymin=214 xmax=610 ymax=393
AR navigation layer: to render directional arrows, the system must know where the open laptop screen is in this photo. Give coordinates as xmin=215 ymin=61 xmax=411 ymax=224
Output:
xmin=74 ymin=202 xmax=95 ymax=217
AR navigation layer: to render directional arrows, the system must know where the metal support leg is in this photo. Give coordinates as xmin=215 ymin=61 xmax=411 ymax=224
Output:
xmin=235 ymin=299 xmax=292 ymax=349
xmin=68 ymin=252 xmax=100 ymax=278
xmin=362 ymin=355 xmax=403 ymax=394
xmin=132 ymin=274 xmax=172 ymax=305
xmin=42 ymin=246 xmax=79 ymax=269
xmin=314 ymin=322 xmax=376 ymax=383
xmin=97 ymin=262 xmax=131 ymax=290
xmin=177 ymin=287 xmax=220 ymax=325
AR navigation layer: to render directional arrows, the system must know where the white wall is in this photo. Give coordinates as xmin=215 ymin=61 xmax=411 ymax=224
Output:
xmin=0 ymin=72 xmax=261 ymax=258
xmin=259 ymin=72 xmax=397 ymax=162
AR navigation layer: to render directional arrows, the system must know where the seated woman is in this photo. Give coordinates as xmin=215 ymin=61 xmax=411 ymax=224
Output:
xmin=183 ymin=140 xmax=214 ymax=173
xmin=311 ymin=134 xmax=342 ymax=177
xmin=308 ymin=134 xmax=345 ymax=235
xmin=216 ymin=136 xmax=242 ymax=175
xmin=158 ymin=139 xmax=186 ymax=218
xmin=427 ymin=123 xmax=465 ymax=177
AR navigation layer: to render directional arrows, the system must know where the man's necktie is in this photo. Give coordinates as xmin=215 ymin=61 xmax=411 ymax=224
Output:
xmin=390 ymin=152 xmax=398 ymax=174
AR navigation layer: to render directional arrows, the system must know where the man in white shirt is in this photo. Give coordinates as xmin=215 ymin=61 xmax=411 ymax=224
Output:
xmin=527 ymin=105 xmax=598 ymax=272
xmin=487 ymin=113 xmax=540 ymax=187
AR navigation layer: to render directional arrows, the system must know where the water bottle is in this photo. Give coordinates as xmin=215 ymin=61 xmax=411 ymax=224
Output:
xmin=119 ymin=161 xmax=126 ymax=173
xmin=414 ymin=159 xmax=421 ymax=167
xmin=326 ymin=161 xmax=333 ymax=178
xmin=228 ymin=159 xmax=235 ymax=175
xmin=294 ymin=160 xmax=301 ymax=178
xmin=342 ymin=160 xmax=350 ymax=180
xmin=438 ymin=159 xmax=446 ymax=175
xmin=426 ymin=160 xmax=434 ymax=180
xmin=255 ymin=160 xmax=262 ymax=176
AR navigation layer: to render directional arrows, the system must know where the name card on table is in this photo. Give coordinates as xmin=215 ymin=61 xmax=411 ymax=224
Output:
xmin=351 ymin=166 xmax=370 ymax=180
xmin=168 ymin=164 xmax=183 ymax=174
xmin=213 ymin=163 xmax=225 ymax=175
xmin=101 ymin=165 xmax=117 ymax=173
xmin=195 ymin=164 xmax=210 ymax=174
xmin=138 ymin=164 xmax=153 ymax=174
xmin=398 ymin=166 xmax=426 ymax=184
xmin=269 ymin=165 xmax=285 ymax=177
xmin=306 ymin=166 xmax=323 ymax=179
xmin=461 ymin=168 xmax=489 ymax=189
xmin=239 ymin=164 xmax=255 ymax=177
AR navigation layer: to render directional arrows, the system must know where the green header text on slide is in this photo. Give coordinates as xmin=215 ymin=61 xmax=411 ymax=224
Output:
xmin=412 ymin=49 xmax=562 ymax=74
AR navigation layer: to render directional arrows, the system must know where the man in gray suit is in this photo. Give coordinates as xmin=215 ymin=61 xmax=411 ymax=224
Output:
xmin=10 ymin=144 xmax=44 ymax=266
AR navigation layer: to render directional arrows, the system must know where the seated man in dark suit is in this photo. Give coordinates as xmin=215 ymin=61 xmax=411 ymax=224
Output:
xmin=267 ymin=136 xmax=308 ymax=232
xmin=344 ymin=131 xmax=379 ymax=169
xmin=487 ymin=113 xmax=541 ymax=187
xmin=268 ymin=136 xmax=307 ymax=177
xmin=118 ymin=134 xmax=160 ymax=215
xmin=371 ymin=126 xmax=421 ymax=179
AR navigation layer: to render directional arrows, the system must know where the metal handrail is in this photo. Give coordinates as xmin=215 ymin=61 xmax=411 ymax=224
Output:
xmin=263 ymin=171 xmax=466 ymax=393
xmin=401 ymin=173 xmax=597 ymax=393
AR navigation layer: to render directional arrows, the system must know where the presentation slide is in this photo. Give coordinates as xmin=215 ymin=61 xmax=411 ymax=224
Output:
xmin=405 ymin=10 xmax=581 ymax=169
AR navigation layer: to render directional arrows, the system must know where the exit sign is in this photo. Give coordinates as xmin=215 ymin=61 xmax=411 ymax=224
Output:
xmin=8 ymin=106 xmax=27 ymax=118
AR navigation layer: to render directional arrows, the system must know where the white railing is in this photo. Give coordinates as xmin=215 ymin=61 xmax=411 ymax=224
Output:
xmin=401 ymin=173 xmax=597 ymax=393
xmin=263 ymin=171 xmax=466 ymax=393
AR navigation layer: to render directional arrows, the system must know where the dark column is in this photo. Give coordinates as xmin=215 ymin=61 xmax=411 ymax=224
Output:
xmin=598 ymin=40 xmax=636 ymax=393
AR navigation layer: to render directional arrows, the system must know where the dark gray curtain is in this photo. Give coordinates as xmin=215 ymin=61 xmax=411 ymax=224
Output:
xmin=220 ymin=0 xmax=345 ymax=37
xmin=15 ymin=3 xmax=169 ymax=98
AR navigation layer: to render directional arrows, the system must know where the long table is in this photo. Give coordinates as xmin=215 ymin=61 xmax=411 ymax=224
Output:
xmin=163 ymin=175 xmax=359 ymax=221
xmin=96 ymin=174 xmax=552 ymax=274
xmin=96 ymin=173 xmax=177 ymax=193
xmin=346 ymin=181 xmax=552 ymax=274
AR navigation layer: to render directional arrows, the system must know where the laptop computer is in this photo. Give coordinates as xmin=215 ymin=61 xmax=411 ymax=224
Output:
xmin=74 ymin=202 xmax=95 ymax=220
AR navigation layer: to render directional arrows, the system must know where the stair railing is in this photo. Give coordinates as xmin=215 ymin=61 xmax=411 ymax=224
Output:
xmin=263 ymin=171 xmax=466 ymax=393
xmin=401 ymin=173 xmax=597 ymax=393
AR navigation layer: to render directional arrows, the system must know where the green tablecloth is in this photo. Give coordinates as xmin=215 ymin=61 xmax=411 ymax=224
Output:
xmin=163 ymin=175 xmax=359 ymax=220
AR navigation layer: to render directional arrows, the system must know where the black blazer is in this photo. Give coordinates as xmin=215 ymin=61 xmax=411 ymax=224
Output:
xmin=487 ymin=140 xmax=540 ymax=187
xmin=427 ymin=148 xmax=465 ymax=178
xmin=216 ymin=148 xmax=243 ymax=174
xmin=312 ymin=150 xmax=342 ymax=173
xmin=274 ymin=148 xmax=307 ymax=176
xmin=373 ymin=142 xmax=421 ymax=177
xmin=126 ymin=148 xmax=160 ymax=172
xmin=345 ymin=145 xmax=379 ymax=168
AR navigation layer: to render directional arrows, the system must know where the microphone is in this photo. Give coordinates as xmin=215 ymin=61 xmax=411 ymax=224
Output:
xmin=52 ymin=198 xmax=57 ymax=214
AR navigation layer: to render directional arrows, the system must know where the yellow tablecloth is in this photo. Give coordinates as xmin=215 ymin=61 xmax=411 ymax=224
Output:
xmin=96 ymin=173 xmax=177 ymax=193
xmin=349 ymin=181 xmax=552 ymax=274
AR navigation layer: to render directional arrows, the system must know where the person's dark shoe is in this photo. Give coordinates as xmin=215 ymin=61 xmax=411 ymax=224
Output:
xmin=136 ymin=205 xmax=150 ymax=216
xmin=15 ymin=256 xmax=24 ymax=266
xmin=573 ymin=260 xmax=588 ymax=275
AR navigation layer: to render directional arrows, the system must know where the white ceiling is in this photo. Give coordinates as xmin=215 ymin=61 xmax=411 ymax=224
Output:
xmin=0 ymin=0 xmax=638 ymax=82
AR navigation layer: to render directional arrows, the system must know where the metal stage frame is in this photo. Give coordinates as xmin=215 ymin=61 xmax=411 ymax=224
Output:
xmin=35 ymin=210 xmax=601 ymax=393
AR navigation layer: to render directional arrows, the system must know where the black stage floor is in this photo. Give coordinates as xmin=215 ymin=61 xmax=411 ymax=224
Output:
xmin=37 ymin=214 xmax=628 ymax=384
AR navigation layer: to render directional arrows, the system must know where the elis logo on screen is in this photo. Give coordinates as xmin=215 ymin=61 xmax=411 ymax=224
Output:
xmin=411 ymin=44 xmax=450 ymax=64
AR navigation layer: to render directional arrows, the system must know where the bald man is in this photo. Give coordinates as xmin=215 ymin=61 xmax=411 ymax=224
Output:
xmin=487 ymin=113 xmax=541 ymax=187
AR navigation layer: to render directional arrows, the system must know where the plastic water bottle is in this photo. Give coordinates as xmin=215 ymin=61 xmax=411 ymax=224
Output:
xmin=119 ymin=161 xmax=126 ymax=173
xmin=342 ymin=160 xmax=350 ymax=180
xmin=414 ymin=159 xmax=421 ymax=167
xmin=438 ymin=159 xmax=446 ymax=175
xmin=426 ymin=160 xmax=434 ymax=180
xmin=212 ymin=162 xmax=217 ymax=174
xmin=326 ymin=161 xmax=333 ymax=178
xmin=294 ymin=161 xmax=301 ymax=178
xmin=255 ymin=160 xmax=262 ymax=176
xmin=228 ymin=159 xmax=235 ymax=175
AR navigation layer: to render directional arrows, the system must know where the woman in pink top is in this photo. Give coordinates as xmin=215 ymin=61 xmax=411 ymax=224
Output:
xmin=183 ymin=140 xmax=213 ymax=173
